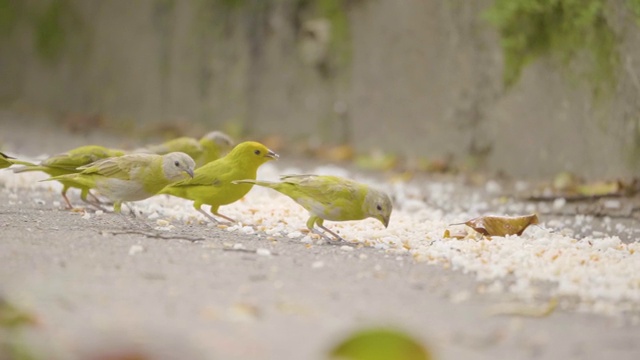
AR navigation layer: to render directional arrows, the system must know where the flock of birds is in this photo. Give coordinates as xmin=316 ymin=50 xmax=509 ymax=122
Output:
xmin=0 ymin=131 xmax=393 ymax=241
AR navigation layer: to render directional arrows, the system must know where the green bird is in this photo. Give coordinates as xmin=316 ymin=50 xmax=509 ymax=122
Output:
xmin=13 ymin=145 xmax=126 ymax=208
xmin=161 ymin=141 xmax=278 ymax=223
xmin=233 ymin=175 xmax=393 ymax=241
xmin=139 ymin=131 xmax=235 ymax=168
xmin=0 ymin=152 xmax=35 ymax=169
xmin=45 ymin=152 xmax=195 ymax=213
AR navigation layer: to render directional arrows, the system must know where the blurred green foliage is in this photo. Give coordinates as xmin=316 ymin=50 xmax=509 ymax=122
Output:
xmin=485 ymin=0 xmax=623 ymax=97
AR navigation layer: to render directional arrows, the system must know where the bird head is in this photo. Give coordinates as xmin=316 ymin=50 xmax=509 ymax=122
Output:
xmin=227 ymin=141 xmax=279 ymax=166
xmin=162 ymin=152 xmax=196 ymax=181
xmin=364 ymin=188 xmax=393 ymax=228
xmin=201 ymin=131 xmax=235 ymax=149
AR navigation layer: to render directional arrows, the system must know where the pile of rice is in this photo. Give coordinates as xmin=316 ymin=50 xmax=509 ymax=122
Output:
xmin=3 ymin=160 xmax=639 ymax=317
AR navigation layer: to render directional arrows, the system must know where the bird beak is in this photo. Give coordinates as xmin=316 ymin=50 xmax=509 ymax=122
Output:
xmin=380 ymin=216 xmax=390 ymax=228
xmin=185 ymin=169 xmax=195 ymax=178
xmin=265 ymin=149 xmax=279 ymax=160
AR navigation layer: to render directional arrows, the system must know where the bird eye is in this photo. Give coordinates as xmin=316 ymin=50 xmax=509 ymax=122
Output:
xmin=376 ymin=205 xmax=382 ymax=211
xmin=254 ymin=150 xmax=261 ymax=155
xmin=174 ymin=161 xmax=180 ymax=167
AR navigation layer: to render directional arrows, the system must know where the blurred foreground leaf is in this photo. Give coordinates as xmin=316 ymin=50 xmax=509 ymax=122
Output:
xmin=0 ymin=298 xmax=38 ymax=329
xmin=0 ymin=297 xmax=40 ymax=360
xmin=329 ymin=327 xmax=432 ymax=360
xmin=462 ymin=214 xmax=539 ymax=237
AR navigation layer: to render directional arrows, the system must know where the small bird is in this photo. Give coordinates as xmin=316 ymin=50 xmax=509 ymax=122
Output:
xmin=44 ymin=152 xmax=195 ymax=213
xmin=233 ymin=175 xmax=392 ymax=241
xmin=138 ymin=131 xmax=235 ymax=168
xmin=161 ymin=141 xmax=278 ymax=223
xmin=13 ymin=145 xmax=126 ymax=208
xmin=0 ymin=152 xmax=35 ymax=169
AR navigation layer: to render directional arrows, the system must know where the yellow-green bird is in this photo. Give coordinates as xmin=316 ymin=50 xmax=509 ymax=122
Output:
xmin=13 ymin=145 xmax=126 ymax=208
xmin=161 ymin=141 xmax=278 ymax=223
xmin=0 ymin=152 xmax=35 ymax=169
xmin=233 ymin=175 xmax=393 ymax=241
xmin=139 ymin=131 xmax=235 ymax=168
xmin=44 ymin=152 xmax=195 ymax=213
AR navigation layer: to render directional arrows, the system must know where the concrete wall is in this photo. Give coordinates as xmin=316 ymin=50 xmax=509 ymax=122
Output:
xmin=1 ymin=0 xmax=639 ymax=179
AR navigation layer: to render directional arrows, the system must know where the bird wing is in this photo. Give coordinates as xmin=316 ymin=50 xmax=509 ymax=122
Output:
xmin=280 ymin=175 xmax=359 ymax=201
xmin=42 ymin=146 xmax=122 ymax=171
xmin=78 ymin=154 xmax=152 ymax=180
xmin=168 ymin=158 xmax=229 ymax=188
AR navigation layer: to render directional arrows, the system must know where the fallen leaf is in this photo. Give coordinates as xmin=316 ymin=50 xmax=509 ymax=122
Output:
xmin=443 ymin=229 xmax=467 ymax=240
xmin=461 ymin=214 xmax=539 ymax=237
xmin=355 ymin=152 xmax=398 ymax=171
xmin=329 ymin=327 xmax=432 ymax=360
xmin=316 ymin=144 xmax=355 ymax=162
xmin=486 ymin=297 xmax=558 ymax=317
xmin=228 ymin=303 xmax=261 ymax=322
xmin=552 ymin=171 xmax=581 ymax=192
xmin=576 ymin=180 xmax=623 ymax=197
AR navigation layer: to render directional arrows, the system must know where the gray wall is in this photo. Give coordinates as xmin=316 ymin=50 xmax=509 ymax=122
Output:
xmin=1 ymin=0 xmax=639 ymax=179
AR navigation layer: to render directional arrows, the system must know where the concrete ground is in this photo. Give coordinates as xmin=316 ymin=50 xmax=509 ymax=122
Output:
xmin=1 ymin=115 xmax=640 ymax=360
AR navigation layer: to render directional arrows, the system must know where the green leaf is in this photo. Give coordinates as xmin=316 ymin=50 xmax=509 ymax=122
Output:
xmin=329 ymin=328 xmax=432 ymax=360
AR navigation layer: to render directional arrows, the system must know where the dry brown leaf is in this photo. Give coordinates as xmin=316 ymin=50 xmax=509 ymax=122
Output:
xmin=486 ymin=297 xmax=558 ymax=317
xmin=316 ymin=144 xmax=355 ymax=162
xmin=443 ymin=229 xmax=467 ymax=240
xmin=463 ymin=214 xmax=539 ymax=237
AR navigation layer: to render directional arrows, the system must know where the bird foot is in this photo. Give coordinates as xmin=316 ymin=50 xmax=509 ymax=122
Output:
xmin=312 ymin=227 xmax=344 ymax=243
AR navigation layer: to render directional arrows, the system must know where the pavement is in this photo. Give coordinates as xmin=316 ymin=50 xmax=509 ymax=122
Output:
xmin=1 ymin=113 xmax=640 ymax=360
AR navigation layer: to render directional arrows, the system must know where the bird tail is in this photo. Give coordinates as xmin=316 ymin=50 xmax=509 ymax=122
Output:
xmin=38 ymin=174 xmax=64 ymax=182
xmin=232 ymin=179 xmax=277 ymax=188
xmin=12 ymin=164 xmax=45 ymax=173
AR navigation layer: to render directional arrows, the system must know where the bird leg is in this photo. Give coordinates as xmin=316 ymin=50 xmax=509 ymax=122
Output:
xmin=213 ymin=211 xmax=236 ymax=223
xmin=118 ymin=212 xmax=155 ymax=230
xmin=83 ymin=199 xmax=108 ymax=212
xmin=196 ymin=208 xmax=236 ymax=225
xmin=197 ymin=208 xmax=221 ymax=223
xmin=87 ymin=191 xmax=107 ymax=204
xmin=123 ymin=202 xmax=139 ymax=218
xmin=315 ymin=225 xmax=345 ymax=242
xmin=60 ymin=191 xmax=74 ymax=209
xmin=80 ymin=190 xmax=108 ymax=212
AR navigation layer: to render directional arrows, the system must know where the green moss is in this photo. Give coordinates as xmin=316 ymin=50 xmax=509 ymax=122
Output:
xmin=0 ymin=0 xmax=19 ymax=37
xmin=628 ymin=0 xmax=640 ymax=23
xmin=485 ymin=0 xmax=620 ymax=97
xmin=294 ymin=0 xmax=355 ymax=74
xmin=217 ymin=0 xmax=247 ymax=9
xmin=316 ymin=0 xmax=352 ymax=69
xmin=34 ymin=0 xmax=68 ymax=61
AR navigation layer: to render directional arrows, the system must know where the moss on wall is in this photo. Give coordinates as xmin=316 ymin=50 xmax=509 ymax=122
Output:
xmin=485 ymin=0 xmax=622 ymax=97
xmin=0 ymin=0 xmax=20 ymax=37
xmin=35 ymin=0 xmax=68 ymax=61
